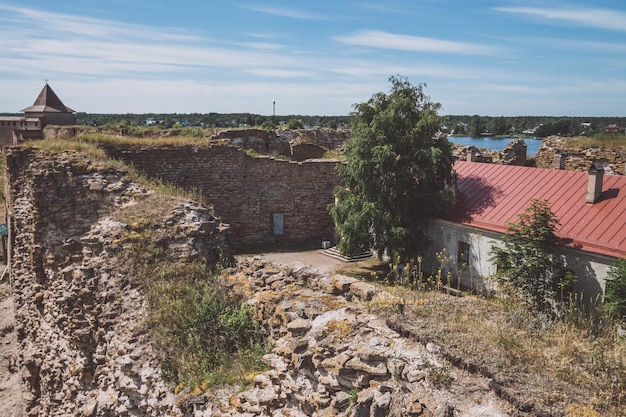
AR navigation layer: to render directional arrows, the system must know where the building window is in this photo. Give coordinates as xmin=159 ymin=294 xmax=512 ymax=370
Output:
xmin=272 ymin=213 xmax=284 ymax=235
xmin=457 ymin=241 xmax=470 ymax=268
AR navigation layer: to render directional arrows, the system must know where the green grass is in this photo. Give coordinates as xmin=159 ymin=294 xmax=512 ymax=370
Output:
xmin=145 ymin=262 xmax=266 ymax=389
xmin=116 ymin=196 xmax=267 ymax=392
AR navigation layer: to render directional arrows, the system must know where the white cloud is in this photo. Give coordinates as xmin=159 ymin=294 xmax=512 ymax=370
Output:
xmin=239 ymin=5 xmax=321 ymax=20
xmin=246 ymin=69 xmax=310 ymax=78
xmin=235 ymin=42 xmax=284 ymax=51
xmin=0 ymin=5 xmax=199 ymax=42
xmin=334 ymin=30 xmax=501 ymax=55
xmin=495 ymin=7 xmax=626 ymax=32
xmin=0 ymin=4 xmax=622 ymax=116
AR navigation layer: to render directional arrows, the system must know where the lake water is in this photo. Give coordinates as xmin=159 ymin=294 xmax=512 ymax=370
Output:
xmin=449 ymin=136 xmax=543 ymax=156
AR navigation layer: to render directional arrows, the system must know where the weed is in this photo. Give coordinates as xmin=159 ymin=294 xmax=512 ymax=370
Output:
xmin=566 ymin=404 xmax=604 ymax=417
xmin=424 ymin=358 xmax=452 ymax=388
xmin=322 ymin=149 xmax=344 ymax=160
xmin=325 ymin=319 xmax=354 ymax=338
xmin=349 ymin=388 xmax=359 ymax=403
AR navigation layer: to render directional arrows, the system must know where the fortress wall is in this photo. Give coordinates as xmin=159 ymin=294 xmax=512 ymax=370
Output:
xmin=102 ymin=144 xmax=342 ymax=249
xmin=535 ymin=136 xmax=626 ymax=175
xmin=3 ymin=147 xmax=225 ymax=416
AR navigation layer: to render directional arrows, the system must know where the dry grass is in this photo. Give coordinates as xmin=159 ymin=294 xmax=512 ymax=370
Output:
xmin=325 ymin=319 xmax=354 ymax=338
xmin=29 ymin=137 xmax=108 ymax=158
xmin=338 ymin=260 xmax=626 ymax=417
xmin=568 ymin=134 xmax=626 ymax=149
xmin=29 ymin=137 xmax=205 ymax=207
xmin=75 ymin=132 xmax=215 ymax=146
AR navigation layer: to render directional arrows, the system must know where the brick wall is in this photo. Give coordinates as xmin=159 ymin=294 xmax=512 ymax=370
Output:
xmin=102 ymin=144 xmax=342 ymax=249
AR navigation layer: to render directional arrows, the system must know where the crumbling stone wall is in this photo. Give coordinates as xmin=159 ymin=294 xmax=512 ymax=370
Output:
xmin=213 ymin=128 xmax=291 ymax=157
xmin=453 ymin=139 xmax=527 ymax=165
xmin=497 ymin=138 xmax=527 ymax=166
xmin=536 ymin=136 xmax=626 ymax=174
xmin=4 ymin=147 xmax=229 ymax=416
xmin=212 ymin=128 xmax=349 ymax=160
xmin=101 ymin=144 xmax=341 ymax=250
xmin=187 ymin=258 xmax=514 ymax=416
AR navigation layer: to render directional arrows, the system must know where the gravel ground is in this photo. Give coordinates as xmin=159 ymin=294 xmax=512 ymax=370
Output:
xmin=237 ymin=249 xmax=354 ymax=274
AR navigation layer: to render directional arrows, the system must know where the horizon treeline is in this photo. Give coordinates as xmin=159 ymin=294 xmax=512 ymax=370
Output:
xmin=2 ymin=112 xmax=626 ymax=138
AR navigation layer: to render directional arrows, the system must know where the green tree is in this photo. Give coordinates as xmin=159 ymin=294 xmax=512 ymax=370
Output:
xmin=330 ymin=75 xmax=456 ymax=262
xmin=261 ymin=119 xmax=277 ymax=130
xmin=286 ymin=118 xmax=304 ymax=129
xmin=490 ymin=116 xmax=510 ymax=136
xmin=490 ymin=199 xmax=566 ymax=313
xmin=604 ymin=258 xmax=626 ymax=322
xmin=470 ymin=115 xmax=483 ymax=136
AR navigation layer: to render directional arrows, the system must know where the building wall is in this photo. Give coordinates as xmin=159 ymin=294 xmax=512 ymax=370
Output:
xmin=0 ymin=127 xmax=14 ymax=148
xmin=0 ymin=118 xmax=40 ymax=148
xmin=426 ymin=219 xmax=612 ymax=302
xmin=102 ymin=144 xmax=341 ymax=250
xmin=41 ymin=113 xmax=76 ymax=127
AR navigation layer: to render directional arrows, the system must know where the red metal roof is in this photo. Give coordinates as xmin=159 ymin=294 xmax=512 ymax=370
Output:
xmin=446 ymin=161 xmax=626 ymax=258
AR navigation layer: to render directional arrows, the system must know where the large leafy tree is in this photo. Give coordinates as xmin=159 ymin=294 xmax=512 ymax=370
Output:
xmin=330 ymin=76 xmax=456 ymax=262
xmin=490 ymin=199 xmax=565 ymax=313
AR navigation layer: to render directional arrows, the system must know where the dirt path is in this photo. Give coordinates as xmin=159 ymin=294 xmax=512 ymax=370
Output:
xmin=0 ymin=280 xmax=26 ymax=417
xmin=239 ymin=248 xmax=350 ymax=273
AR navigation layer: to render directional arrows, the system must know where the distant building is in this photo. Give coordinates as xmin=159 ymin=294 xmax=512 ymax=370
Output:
xmin=0 ymin=117 xmax=42 ymax=148
xmin=0 ymin=83 xmax=76 ymax=148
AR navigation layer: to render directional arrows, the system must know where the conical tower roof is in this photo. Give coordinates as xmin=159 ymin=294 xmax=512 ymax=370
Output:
xmin=21 ymin=83 xmax=75 ymax=113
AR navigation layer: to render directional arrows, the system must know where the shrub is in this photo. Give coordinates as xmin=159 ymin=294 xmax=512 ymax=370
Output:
xmin=490 ymin=199 xmax=570 ymax=315
xmin=604 ymin=258 xmax=626 ymax=322
xmin=116 ymin=193 xmax=266 ymax=390
xmin=150 ymin=266 xmax=263 ymax=388
xmin=146 ymin=263 xmax=265 ymax=388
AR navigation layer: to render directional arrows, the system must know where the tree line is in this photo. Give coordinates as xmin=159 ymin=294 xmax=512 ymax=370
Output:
xmin=72 ymin=112 xmax=350 ymax=130
xmin=71 ymin=112 xmax=626 ymax=138
xmin=441 ymin=115 xmax=626 ymax=137
xmin=4 ymin=109 xmax=624 ymax=138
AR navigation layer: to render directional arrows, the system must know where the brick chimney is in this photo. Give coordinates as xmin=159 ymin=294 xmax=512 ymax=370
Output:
xmin=553 ymin=150 xmax=566 ymax=170
xmin=586 ymin=163 xmax=604 ymax=204
xmin=466 ymin=148 xmax=477 ymax=162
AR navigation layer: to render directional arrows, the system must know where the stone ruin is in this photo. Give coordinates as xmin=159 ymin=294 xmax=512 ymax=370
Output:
xmin=452 ymin=138 xmax=528 ymax=166
xmin=1 ymin=146 xmax=518 ymax=416
xmin=535 ymin=136 xmax=626 ymax=175
xmin=212 ymin=128 xmax=350 ymax=162
xmin=3 ymin=147 xmax=229 ymax=416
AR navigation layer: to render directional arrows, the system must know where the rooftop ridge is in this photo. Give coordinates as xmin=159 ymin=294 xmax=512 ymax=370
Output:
xmin=21 ymin=83 xmax=75 ymax=114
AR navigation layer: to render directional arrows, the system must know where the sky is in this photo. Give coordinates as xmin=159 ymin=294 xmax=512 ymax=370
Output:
xmin=1 ymin=1 xmax=626 ymax=116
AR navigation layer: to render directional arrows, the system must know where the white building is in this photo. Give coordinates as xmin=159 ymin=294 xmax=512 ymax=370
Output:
xmin=427 ymin=161 xmax=626 ymax=302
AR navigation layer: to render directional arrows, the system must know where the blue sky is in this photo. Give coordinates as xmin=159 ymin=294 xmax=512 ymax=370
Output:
xmin=1 ymin=1 xmax=626 ymax=116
